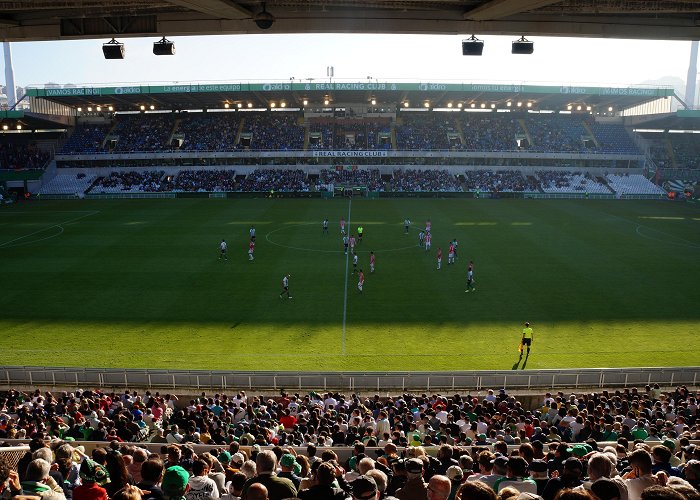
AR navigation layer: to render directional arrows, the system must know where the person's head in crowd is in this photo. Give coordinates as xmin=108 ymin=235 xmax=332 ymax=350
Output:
xmin=447 ymin=465 xmax=463 ymax=483
xmin=112 ymin=485 xmax=142 ymax=500
xmin=498 ymin=486 xmax=521 ymax=500
xmin=507 ymin=457 xmax=528 ymax=478
xmin=255 ymin=450 xmax=277 ymax=475
xmin=25 ymin=459 xmax=51 ymax=483
xmin=405 ymin=458 xmax=424 ymax=479
xmin=240 ymin=460 xmax=256 ymax=479
xmin=32 ymin=447 xmax=53 ymax=463
xmin=352 ymin=475 xmax=379 ymax=500
xmin=639 ymin=485 xmax=685 ymax=500
xmin=427 ymin=474 xmax=451 ymax=500
xmin=227 ymin=472 xmax=247 ymax=497
xmin=665 ymin=477 xmax=699 ymax=500
xmin=651 ymin=445 xmax=672 ymax=465
xmin=246 ymin=483 xmax=269 ymax=500
xmin=140 ymin=458 xmax=164 ymax=485
xmin=456 ymin=480 xmax=498 ymax=500
xmin=79 ymin=458 xmax=111 ymax=486
xmin=161 ymin=466 xmax=190 ymax=500
xmin=590 ymin=477 xmax=621 ymax=500
xmin=358 ymin=457 xmax=376 ymax=475
xmin=230 ymin=453 xmax=245 ymax=468
xmin=528 ymin=460 xmax=548 ymax=480
xmin=105 ymin=449 xmax=130 ymax=488
xmin=192 ymin=459 xmax=209 ymax=477
xmin=628 ymin=449 xmax=653 ymax=476
xmin=92 ymin=447 xmax=108 ymax=466
xmin=491 ymin=456 xmax=509 ymax=476
xmin=562 ymin=457 xmax=584 ymax=479
xmin=553 ymin=490 xmax=593 ymax=500
xmin=478 ymin=451 xmax=496 ymax=474
xmin=365 ymin=469 xmax=388 ymax=497
xmin=587 ymin=453 xmax=614 ymax=481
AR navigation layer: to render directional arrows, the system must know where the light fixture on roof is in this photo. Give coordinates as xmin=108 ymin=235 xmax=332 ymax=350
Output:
xmin=248 ymin=102 xmax=253 ymax=108
xmin=270 ymin=102 xmax=276 ymax=108
xmin=77 ymin=107 xmax=82 ymax=112
xmin=586 ymin=105 xmax=592 ymax=111
xmin=491 ymin=103 xmax=496 ymax=109
xmin=280 ymin=101 xmax=286 ymax=108
xmin=2 ymin=124 xmax=7 ymax=131
xmin=302 ymin=99 xmax=308 ymax=106
xmin=140 ymin=105 xmax=146 ymax=111
xmin=153 ymin=36 xmax=176 ymax=56
xmin=424 ymin=101 xmax=430 ymax=108
xmin=224 ymin=103 xmax=230 ymax=109
xmin=403 ymin=101 xmax=409 ymax=107
xmin=608 ymin=106 xmax=613 ymax=112
xmin=108 ymin=106 xmax=114 ymax=112
xmin=149 ymin=104 xmax=155 ymax=110
xmin=457 ymin=102 xmax=463 ymax=108
xmin=87 ymin=106 xmax=93 ymax=112
xmin=576 ymin=105 xmax=582 ymax=111
xmin=527 ymin=102 xmax=533 ymax=108
xmin=447 ymin=102 xmax=453 ymax=108
xmin=470 ymin=103 xmax=476 ymax=108
xmin=237 ymin=103 xmax=243 ymax=109
xmin=517 ymin=102 xmax=522 ymax=107
xmin=567 ymin=105 xmax=573 ymax=111
xmin=506 ymin=101 xmax=512 ymax=107
xmin=16 ymin=124 xmax=22 ymax=130
xmin=480 ymin=103 xmax=486 ymax=109
xmin=324 ymin=98 xmax=330 ymax=105
xmin=254 ymin=3 xmax=276 ymax=30
xmin=102 ymin=38 xmax=125 ymax=59
xmin=96 ymin=106 xmax=102 ymax=112
xmin=512 ymin=36 xmax=534 ymax=54
xmin=462 ymin=35 xmax=484 ymax=56
xmin=371 ymin=98 xmax=376 ymax=105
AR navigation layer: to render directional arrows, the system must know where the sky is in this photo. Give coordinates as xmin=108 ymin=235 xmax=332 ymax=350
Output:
xmin=0 ymin=34 xmax=694 ymax=90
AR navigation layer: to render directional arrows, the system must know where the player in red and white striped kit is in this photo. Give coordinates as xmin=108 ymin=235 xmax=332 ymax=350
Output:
xmin=248 ymin=240 xmax=255 ymax=261
xmin=369 ymin=251 xmax=375 ymax=273
xmin=358 ymin=269 xmax=365 ymax=294
xmin=340 ymin=217 xmax=346 ymax=235
xmin=448 ymin=243 xmax=455 ymax=265
xmin=425 ymin=232 xmax=432 ymax=251
xmin=437 ymin=247 xmax=442 ymax=270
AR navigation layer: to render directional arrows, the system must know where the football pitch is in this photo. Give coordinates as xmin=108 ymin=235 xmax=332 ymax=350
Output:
xmin=1 ymin=197 xmax=699 ymax=372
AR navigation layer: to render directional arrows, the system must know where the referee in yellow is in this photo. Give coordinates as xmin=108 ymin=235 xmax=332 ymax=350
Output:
xmin=521 ymin=322 xmax=534 ymax=356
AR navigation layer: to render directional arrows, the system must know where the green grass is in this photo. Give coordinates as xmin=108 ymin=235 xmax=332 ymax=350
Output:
xmin=1 ymin=198 xmax=699 ymax=372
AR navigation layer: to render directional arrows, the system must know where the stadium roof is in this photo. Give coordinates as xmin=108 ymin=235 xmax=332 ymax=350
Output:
xmin=632 ymin=109 xmax=700 ymax=130
xmin=26 ymin=82 xmax=674 ymax=114
xmin=2 ymin=1 xmax=700 ymax=42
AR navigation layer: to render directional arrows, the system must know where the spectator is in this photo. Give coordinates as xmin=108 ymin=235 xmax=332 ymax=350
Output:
xmin=241 ymin=450 xmax=296 ymax=500
xmin=20 ymin=459 xmax=66 ymax=500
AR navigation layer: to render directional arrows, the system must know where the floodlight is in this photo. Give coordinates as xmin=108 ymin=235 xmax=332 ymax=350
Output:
xmin=254 ymin=3 xmax=275 ymax=29
xmin=324 ymin=98 xmax=330 ymax=105
xmin=87 ymin=106 xmax=92 ymax=112
xmin=490 ymin=103 xmax=496 ymax=109
xmin=470 ymin=103 xmax=475 ymax=108
xmin=517 ymin=102 xmax=522 ymax=107
xmin=248 ymin=102 xmax=253 ymax=108
xmin=150 ymin=105 xmax=155 ymax=110
xmin=102 ymin=38 xmax=125 ymax=59
xmin=586 ymin=106 xmax=592 ymax=111
xmin=140 ymin=105 xmax=146 ymax=111
xmin=527 ymin=102 xmax=533 ymax=108
xmin=153 ymin=37 xmax=176 ymax=56
xmin=506 ymin=101 xmax=512 ymax=107
xmin=567 ymin=105 xmax=572 ymax=110
xmin=512 ymin=36 xmax=534 ymax=55
xmin=77 ymin=107 xmax=82 ymax=112
xmin=224 ymin=103 xmax=230 ymax=109
xmin=280 ymin=102 xmax=286 ymax=108
xmin=96 ymin=106 xmax=102 ymax=111
xmin=2 ymin=124 xmax=8 ymax=130
xmin=371 ymin=98 xmax=376 ymax=105
xmin=480 ymin=103 xmax=486 ymax=109
xmin=270 ymin=102 xmax=276 ymax=108
xmin=608 ymin=106 xmax=613 ymax=112
xmin=302 ymin=99 xmax=308 ymax=106
xmin=237 ymin=103 xmax=243 ymax=108
xmin=457 ymin=102 xmax=463 ymax=108
xmin=424 ymin=101 xmax=430 ymax=108
xmin=447 ymin=102 xmax=453 ymax=108
xmin=576 ymin=105 xmax=582 ymax=111
xmin=16 ymin=124 xmax=22 ymax=130
xmin=462 ymin=35 xmax=484 ymax=56
xmin=403 ymin=101 xmax=409 ymax=107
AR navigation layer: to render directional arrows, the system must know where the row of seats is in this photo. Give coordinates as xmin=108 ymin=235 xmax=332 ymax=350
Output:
xmin=57 ymin=112 xmax=643 ymax=155
xmin=38 ymin=169 xmax=667 ymax=195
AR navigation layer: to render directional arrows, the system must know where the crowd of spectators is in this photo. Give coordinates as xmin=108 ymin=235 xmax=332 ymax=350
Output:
xmin=535 ymin=171 xmax=610 ymax=194
xmin=177 ymin=114 xmax=241 ymax=152
xmin=308 ymin=119 xmax=391 ymax=150
xmin=669 ymin=134 xmax=700 ymax=170
xmin=236 ymin=113 xmax=305 ymax=151
xmin=525 ymin=116 xmax=589 ymax=153
xmin=236 ymin=169 xmax=310 ymax=192
xmin=395 ymin=114 xmax=454 ymax=150
xmin=89 ymin=171 xmax=165 ymax=193
xmin=460 ymin=114 xmax=521 ymax=152
xmin=0 ymin=141 xmax=51 ymax=170
xmin=60 ymin=124 xmax=111 ymax=154
xmin=0 ymin=385 xmax=699 ymax=500
xmin=391 ymin=169 xmax=462 ymax=192
xmin=161 ymin=170 xmax=237 ymax=192
xmin=111 ymin=115 xmax=176 ymax=153
xmin=462 ymin=170 xmax=532 ymax=192
xmin=317 ymin=169 xmax=384 ymax=192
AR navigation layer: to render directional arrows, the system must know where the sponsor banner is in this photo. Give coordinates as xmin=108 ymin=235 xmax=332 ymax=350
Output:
xmin=313 ymin=151 xmax=389 ymax=158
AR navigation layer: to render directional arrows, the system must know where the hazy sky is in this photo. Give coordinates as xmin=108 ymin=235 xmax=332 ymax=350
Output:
xmin=0 ymin=34 xmax=694 ymax=89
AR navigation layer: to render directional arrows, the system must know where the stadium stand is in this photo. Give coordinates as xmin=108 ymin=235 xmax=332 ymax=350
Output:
xmin=537 ymin=171 xmax=611 ymax=194
xmin=0 ymin=141 xmax=51 ymax=170
xmin=588 ymin=122 xmax=641 ymax=154
xmin=524 ymin=114 xmax=590 ymax=153
xmin=60 ymin=124 xmax=111 ymax=154
xmin=89 ymin=171 xmax=165 ymax=193
xmin=317 ymin=168 xmax=384 ymax=191
xmin=236 ymin=112 xmax=305 ymax=151
xmin=235 ymin=169 xmax=310 ymax=192
xmin=162 ymin=169 xmax=237 ymax=192
xmin=669 ymin=133 xmax=700 ymax=170
xmin=110 ymin=114 xmax=176 ymax=152
xmin=462 ymin=169 xmax=532 ymax=192
xmin=459 ymin=112 xmax=522 ymax=151
xmin=391 ymin=169 xmax=462 ymax=192
xmin=605 ymin=173 xmax=667 ymax=195
xmin=38 ymin=172 xmax=98 ymax=195
xmin=395 ymin=113 xmax=456 ymax=150
xmin=176 ymin=113 xmax=241 ymax=152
